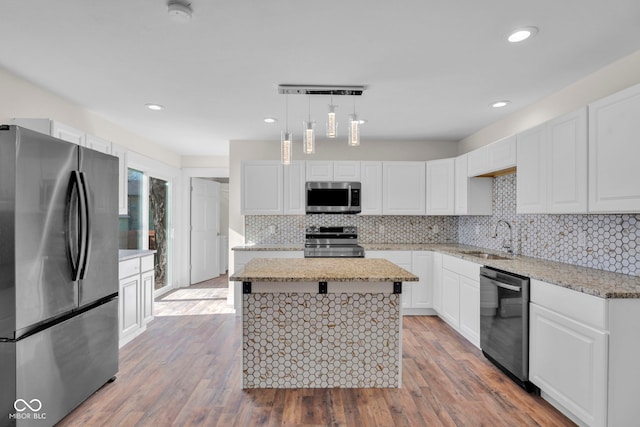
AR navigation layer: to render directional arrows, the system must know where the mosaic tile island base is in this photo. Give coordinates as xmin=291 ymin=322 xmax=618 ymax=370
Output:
xmin=232 ymin=258 xmax=417 ymax=388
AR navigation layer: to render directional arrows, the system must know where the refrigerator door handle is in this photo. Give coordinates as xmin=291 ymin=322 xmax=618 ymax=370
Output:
xmin=65 ymin=171 xmax=84 ymax=281
xmin=78 ymin=172 xmax=92 ymax=280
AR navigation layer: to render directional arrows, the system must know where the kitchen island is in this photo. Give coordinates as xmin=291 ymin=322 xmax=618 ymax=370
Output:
xmin=230 ymin=257 xmax=418 ymax=389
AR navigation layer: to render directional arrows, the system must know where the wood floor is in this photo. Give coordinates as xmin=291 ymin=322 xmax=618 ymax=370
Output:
xmin=58 ymin=275 xmax=575 ymax=427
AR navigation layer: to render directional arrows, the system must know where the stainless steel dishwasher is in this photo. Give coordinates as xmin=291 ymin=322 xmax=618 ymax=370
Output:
xmin=480 ymin=266 xmax=538 ymax=392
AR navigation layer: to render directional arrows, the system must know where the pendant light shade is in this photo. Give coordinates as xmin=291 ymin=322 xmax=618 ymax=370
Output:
xmin=326 ymin=95 xmax=338 ymax=138
xmin=303 ymin=96 xmax=315 ymax=154
xmin=303 ymin=120 xmax=315 ymax=154
xmin=348 ymin=113 xmax=360 ymax=146
xmin=281 ymin=94 xmax=292 ymax=165
xmin=348 ymin=96 xmax=360 ymax=146
xmin=281 ymin=131 xmax=292 ymax=165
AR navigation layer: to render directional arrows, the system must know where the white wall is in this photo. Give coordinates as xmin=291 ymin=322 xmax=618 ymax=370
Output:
xmin=182 ymin=155 xmax=228 ymax=168
xmin=459 ymin=49 xmax=640 ymax=154
xmin=0 ymin=66 xmax=182 ymax=167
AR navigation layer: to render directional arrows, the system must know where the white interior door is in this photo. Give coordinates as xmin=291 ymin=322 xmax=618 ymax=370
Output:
xmin=190 ymin=178 xmax=220 ymax=284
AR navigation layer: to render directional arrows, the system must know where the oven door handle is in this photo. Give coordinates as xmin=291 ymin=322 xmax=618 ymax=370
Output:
xmin=347 ymin=184 xmax=352 ymax=209
xmin=483 ymin=278 xmax=521 ymax=292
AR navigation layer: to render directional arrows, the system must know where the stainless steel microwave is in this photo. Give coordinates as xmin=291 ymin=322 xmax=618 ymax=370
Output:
xmin=305 ymin=181 xmax=361 ymax=214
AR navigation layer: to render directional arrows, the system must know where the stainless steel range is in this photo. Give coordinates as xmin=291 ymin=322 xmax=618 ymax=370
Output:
xmin=304 ymin=226 xmax=365 ymax=258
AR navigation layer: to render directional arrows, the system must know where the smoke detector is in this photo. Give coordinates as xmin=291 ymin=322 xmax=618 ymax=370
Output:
xmin=168 ymin=1 xmax=192 ymax=22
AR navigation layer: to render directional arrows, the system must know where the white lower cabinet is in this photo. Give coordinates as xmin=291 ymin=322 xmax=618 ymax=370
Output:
xmin=441 ymin=268 xmax=460 ymax=328
xmin=118 ymin=254 xmax=155 ymax=347
xmin=410 ymin=251 xmax=433 ymax=310
xmin=529 ymin=278 xmax=640 ymax=427
xmin=366 ymin=250 xmax=436 ymax=315
xmin=438 ymin=255 xmax=481 ymax=348
xmin=458 ymin=275 xmax=480 ymax=345
xmin=141 ymin=270 xmax=155 ymax=324
xmin=119 ymin=274 xmax=140 ymax=342
xmin=432 ymin=252 xmax=443 ymax=313
xmin=530 ymin=303 xmax=607 ymax=427
xmin=366 ymin=251 xmax=413 ymax=309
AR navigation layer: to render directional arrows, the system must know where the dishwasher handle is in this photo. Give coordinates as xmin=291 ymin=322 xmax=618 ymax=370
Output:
xmin=483 ymin=277 xmax=522 ymax=292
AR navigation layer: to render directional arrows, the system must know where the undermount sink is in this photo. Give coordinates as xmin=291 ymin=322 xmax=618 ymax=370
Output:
xmin=459 ymin=250 xmax=513 ymax=261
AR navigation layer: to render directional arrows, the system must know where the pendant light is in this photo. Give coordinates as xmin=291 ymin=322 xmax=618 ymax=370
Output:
xmin=281 ymin=94 xmax=292 ymax=165
xmin=348 ymin=97 xmax=360 ymax=147
xmin=326 ymin=94 xmax=338 ymax=138
xmin=303 ymin=95 xmax=315 ymax=154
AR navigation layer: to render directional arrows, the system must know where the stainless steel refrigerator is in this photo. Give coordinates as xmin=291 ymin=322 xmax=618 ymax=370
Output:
xmin=0 ymin=125 xmax=119 ymax=427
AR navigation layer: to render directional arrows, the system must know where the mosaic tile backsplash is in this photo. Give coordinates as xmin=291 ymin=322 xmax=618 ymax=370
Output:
xmin=245 ymin=173 xmax=639 ymax=276
xmin=245 ymin=214 xmax=458 ymax=245
xmin=458 ymin=174 xmax=639 ymax=276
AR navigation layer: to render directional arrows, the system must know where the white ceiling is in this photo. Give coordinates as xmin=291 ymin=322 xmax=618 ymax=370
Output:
xmin=2 ymin=1 xmax=640 ymax=157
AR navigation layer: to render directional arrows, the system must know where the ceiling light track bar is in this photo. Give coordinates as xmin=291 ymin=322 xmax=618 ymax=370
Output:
xmin=278 ymin=85 xmax=366 ymax=96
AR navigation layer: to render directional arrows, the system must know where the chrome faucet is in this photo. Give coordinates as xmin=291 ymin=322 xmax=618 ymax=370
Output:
xmin=492 ymin=219 xmax=514 ymax=255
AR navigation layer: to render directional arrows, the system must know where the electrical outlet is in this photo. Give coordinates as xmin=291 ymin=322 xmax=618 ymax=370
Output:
xmin=268 ymin=225 xmax=276 ymax=235
xmin=475 ymin=225 xmax=480 ymax=236
xmin=379 ymin=225 xmax=385 ymax=235
xmin=433 ymin=225 xmax=439 ymax=234
xmin=578 ymin=231 xmax=587 ymax=247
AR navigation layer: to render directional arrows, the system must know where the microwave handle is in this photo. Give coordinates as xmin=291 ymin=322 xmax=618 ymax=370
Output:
xmin=347 ymin=184 xmax=352 ymax=208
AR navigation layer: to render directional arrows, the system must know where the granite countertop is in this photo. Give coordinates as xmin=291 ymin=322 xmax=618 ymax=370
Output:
xmin=119 ymin=249 xmax=157 ymax=261
xmin=230 ymin=258 xmax=419 ymax=283
xmin=232 ymin=243 xmax=640 ymax=298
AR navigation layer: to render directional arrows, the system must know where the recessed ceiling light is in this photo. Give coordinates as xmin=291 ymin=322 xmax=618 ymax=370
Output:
xmin=145 ymin=103 xmax=164 ymax=111
xmin=508 ymin=27 xmax=538 ymax=43
xmin=491 ymin=101 xmax=510 ymax=108
xmin=263 ymin=117 xmax=278 ymax=124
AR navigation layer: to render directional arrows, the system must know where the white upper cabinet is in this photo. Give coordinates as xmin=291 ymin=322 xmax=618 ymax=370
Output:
xmin=12 ymin=118 xmax=86 ymax=146
xmin=455 ymin=154 xmax=492 ymax=215
xmin=517 ymin=123 xmax=548 ymax=213
xmin=488 ymin=135 xmax=517 ymax=171
xmin=333 ymin=161 xmax=361 ymax=181
xmin=51 ymin=121 xmax=86 ymax=146
xmin=517 ymin=107 xmax=587 ymax=214
xmin=241 ymin=161 xmax=283 ymax=214
xmin=305 ymin=161 xmax=333 ymax=181
xmin=85 ymin=133 xmax=112 ymax=155
xmin=382 ymin=161 xmax=426 ymax=215
xmin=547 ymin=108 xmax=588 ymax=213
xmin=111 ymin=143 xmax=128 ymax=215
xmin=283 ymin=161 xmax=306 ymax=215
xmin=426 ymin=158 xmax=455 ymax=215
xmin=468 ymin=135 xmax=517 ymax=177
xmin=588 ymin=83 xmax=640 ymax=213
xmin=360 ymin=161 xmax=383 ymax=215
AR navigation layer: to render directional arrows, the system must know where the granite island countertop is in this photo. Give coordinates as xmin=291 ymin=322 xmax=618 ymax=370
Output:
xmin=232 ymin=243 xmax=640 ymax=298
xmin=230 ymin=257 xmax=418 ymax=283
